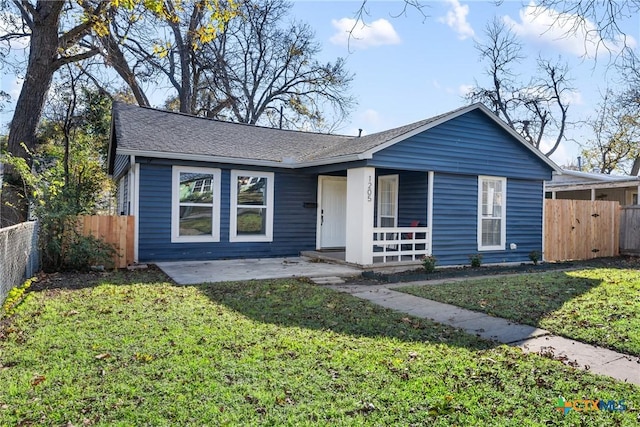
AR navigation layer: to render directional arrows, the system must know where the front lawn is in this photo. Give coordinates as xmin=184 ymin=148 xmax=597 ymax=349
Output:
xmin=398 ymin=268 xmax=640 ymax=356
xmin=0 ymin=270 xmax=638 ymax=426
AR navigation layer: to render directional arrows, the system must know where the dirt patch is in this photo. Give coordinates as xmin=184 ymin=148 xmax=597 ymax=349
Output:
xmin=29 ymin=265 xmax=172 ymax=293
xmin=348 ymin=256 xmax=640 ymax=286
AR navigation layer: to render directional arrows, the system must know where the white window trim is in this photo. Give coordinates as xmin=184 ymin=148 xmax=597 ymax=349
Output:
xmin=230 ymin=170 xmax=274 ymax=242
xmin=377 ymin=174 xmax=399 ymax=228
xmin=477 ymin=175 xmax=506 ymax=251
xmin=171 ymin=166 xmax=221 ymax=243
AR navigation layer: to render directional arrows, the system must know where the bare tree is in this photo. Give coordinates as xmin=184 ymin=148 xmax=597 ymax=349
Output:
xmin=534 ymin=0 xmax=639 ymax=53
xmin=196 ymin=0 xmax=355 ymax=130
xmin=530 ymin=1 xmax=640 ymax=170
xmin=466 ymin=18 xmax=572 ymax=157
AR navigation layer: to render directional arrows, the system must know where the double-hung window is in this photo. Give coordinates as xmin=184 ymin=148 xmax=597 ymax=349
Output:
xmin=377 ymin=175 xmax=398 ymax=227
xmin=478 ymin=176 xmax=506 ymax=250
xmin=171 ymin=166 xmax=221 ymax=242
xmin=230 ymin=170 xmax=274 ymax=242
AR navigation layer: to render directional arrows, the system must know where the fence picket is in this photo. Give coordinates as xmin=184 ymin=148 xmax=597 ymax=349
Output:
xmin=76 ymin=216 xmax=134 ymax=268
xmin=544 ymin=199 xmax=620 ymax=262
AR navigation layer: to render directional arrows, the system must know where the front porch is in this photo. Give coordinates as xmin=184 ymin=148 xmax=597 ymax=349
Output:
xmin=314 ymin=166 xmax=434 ymax=267
xmin=302 ymin=224 xmax=430 ymax=273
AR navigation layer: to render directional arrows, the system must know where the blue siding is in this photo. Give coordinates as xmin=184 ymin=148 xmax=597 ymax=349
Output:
xmin=113 ymin=154 xmax=130 ymax=179
xmin=505 ymin=179 xmax=544 ymax=260
xmin=137 ymin=163 xmax=317 ymax=262
xmin=368 ymin=109 xmax=553 ymax=181
xmin=373 ymin=170 xmax=428 ymax=227
xmin=117 ymin=175 xmax=129 ymax=215
xmin=431 ymin=173 xmax=478 ymax=265
xmin=398 ymin=171 xmax=428 ymax=227
xmin=432 ymin=173 xmax=544 ymax=266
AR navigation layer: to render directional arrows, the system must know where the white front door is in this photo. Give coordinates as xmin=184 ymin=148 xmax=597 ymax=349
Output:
xmin=318 ymin=176 xmax=347 ymax=248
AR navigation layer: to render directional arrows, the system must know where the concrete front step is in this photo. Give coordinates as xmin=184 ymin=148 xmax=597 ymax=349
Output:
xmin=311 ymin=276 xmax=346 ymax=285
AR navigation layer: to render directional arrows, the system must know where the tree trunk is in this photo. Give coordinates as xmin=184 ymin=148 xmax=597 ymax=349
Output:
xmin=99 ymin=32 xmax=150 ymax=107
xmin=631 ymin=157 xmax=640 ymax=176
xmin=1 ymin=1 xmax=63 ymax=226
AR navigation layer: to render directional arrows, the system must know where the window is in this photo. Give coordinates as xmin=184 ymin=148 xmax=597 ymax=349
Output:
xmin=478 ymin=176 xmax=506 ymax=251
xmin=230 ymin=170 xmax=274 ymax=242
xmin=377 ymin=175 xmax=398 ymax=227
xmin=171 ymin=166 xmax=221 ymax=242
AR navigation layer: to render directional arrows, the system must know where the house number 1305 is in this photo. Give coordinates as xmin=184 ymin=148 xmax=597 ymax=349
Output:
xmin=367 ymin=176 xmax=373 ymax=201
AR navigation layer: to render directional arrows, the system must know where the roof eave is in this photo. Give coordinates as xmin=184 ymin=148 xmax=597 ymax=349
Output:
xmin=546 ymin=180 xmax=640 ymax=192
xmin=117 ymin=148 xmax=365 ymax=169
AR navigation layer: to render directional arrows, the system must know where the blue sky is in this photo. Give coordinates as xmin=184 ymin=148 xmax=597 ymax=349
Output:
xmin=2 ymin=0 xmax=639 ymax=167
xmin=287 ymin=0 xmax=639 ymax=166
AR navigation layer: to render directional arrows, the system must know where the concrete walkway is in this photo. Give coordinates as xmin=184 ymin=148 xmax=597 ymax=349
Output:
xmin=157 ymin=257 xmax=361 ymax=285
xmin=329 ymin=282 xmax=640 ymax=385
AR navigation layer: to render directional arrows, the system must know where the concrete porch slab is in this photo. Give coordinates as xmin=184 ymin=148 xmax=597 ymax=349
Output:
xmin=156 ymin=257 xmax=362 ymax=285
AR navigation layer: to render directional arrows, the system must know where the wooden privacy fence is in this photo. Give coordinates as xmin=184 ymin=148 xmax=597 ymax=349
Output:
xmin=620 ymin=206 xmax=640 ymax=256
xmin=77 ymin=216 xmax=134 ymax=268
xmin=544 ymin=199 xmax=620 ymax=262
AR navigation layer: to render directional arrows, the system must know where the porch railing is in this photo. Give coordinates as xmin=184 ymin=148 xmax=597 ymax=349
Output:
xmin=372 ymin=227 xmax=430 ymax=263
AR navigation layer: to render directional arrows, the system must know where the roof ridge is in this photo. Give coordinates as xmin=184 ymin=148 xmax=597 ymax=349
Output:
xmin=113 ymin=101 xmax=353 ymax=138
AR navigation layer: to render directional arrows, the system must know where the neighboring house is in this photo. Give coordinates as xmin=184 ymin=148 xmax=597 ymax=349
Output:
xmin=546 ymin=169 xmax=640 ymax=206
xmin=107 ymin=102 xmax=560 ymax=267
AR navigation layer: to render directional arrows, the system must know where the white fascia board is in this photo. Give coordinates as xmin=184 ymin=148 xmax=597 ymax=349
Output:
xmin=116 ymin=149 xmax=364 ymax=169
xmin=559 ymin=169 xmax=635 ymax=181
xmin=547 ymin=180 xmax=640 ymax=192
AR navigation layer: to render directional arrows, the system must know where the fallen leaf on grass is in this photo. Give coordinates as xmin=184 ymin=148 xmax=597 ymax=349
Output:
xmin=31 ymin=375 xmax=45 ymax=386
xmin=95 ymin=353 xmax=111 ymax=360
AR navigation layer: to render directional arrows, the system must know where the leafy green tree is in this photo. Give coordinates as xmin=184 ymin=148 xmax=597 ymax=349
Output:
xmin=2 ymin=77 xmax=116 ymax=271
xmin=0 ymin=0 xmax=237 ymax=225
xmin=580 ymin=89 xmax=640 ymax=174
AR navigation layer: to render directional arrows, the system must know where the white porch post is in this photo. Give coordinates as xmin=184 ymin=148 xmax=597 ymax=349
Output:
xmin=345 ymin=167 xmax=375 ymax=265
xmin=427 ymin=171 xmax=434 ymax=254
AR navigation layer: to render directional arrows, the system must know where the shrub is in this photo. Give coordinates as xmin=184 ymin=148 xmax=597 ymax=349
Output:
xmin=469 ymin=253 xmax=483 ymax=268
xmin=528 ymin=250 xmax=541 ymax=265
xmin=2 ymin=277 xmax=35 ymax=318
xmin=421 ymin=255 xmax=437 ymax=273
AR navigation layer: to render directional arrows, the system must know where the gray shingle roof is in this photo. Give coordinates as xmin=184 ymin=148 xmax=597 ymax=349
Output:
xmin=111 ymin=102 xmax=469 ymax=165
xmin=112 ymin=102 xmax=352 ymax=164
xmin=110 ymin=101 xmax=558 ymax=171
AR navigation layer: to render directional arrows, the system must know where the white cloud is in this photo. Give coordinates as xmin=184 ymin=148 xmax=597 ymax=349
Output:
xmin=330 ymin=18 xmax=401 ymax=49
xmin=438 ymin=0 xmax=474 ymax=40
xmin=540 ymin=136 xmax=574 ymax=166
xmin=562 ymin=89 xmax=583 ymax=106
xmin=504 ymin=2 xmax=636 ymax=59
xmin=348 ymin=109 xmax=387 ymax=136
xmin=458 ymin=84 xmax=474 ymax=97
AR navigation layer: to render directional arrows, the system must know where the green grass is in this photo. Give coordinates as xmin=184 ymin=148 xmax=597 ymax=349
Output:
xmin=0 ymin=270 xmax=638 ymax=426
xmin=398 ymin=268 xmax=640 ymax=356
